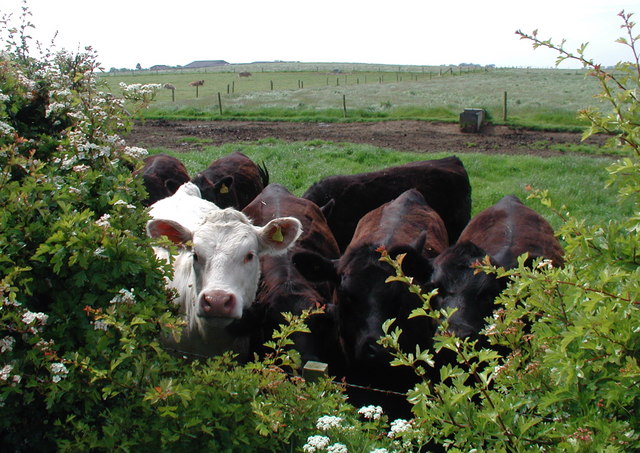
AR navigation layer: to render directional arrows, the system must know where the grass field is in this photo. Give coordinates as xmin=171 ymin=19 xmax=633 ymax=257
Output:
xmin=144 ymin=139 xmax=629 ymax=231
xmin=100 ymin=63 xmax=604 ymax=128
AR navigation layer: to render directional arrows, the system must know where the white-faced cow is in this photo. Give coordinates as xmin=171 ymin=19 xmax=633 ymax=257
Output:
xmin=135 ymin=153 xmax=190 ymax=206
xmin=147 ymin=182 xmax=302 ymax=359
xmin=191 ymin=151 xmax=269 ymax=210
xmin=429 ymin=194 xmax=564 ymax=340
xmin=294 ymin=189 xmax=449 ymax=416
xmin=242 ymin=183 xmax=344 ymax=373
xmin=302 ymin=156 xmax=471 ymax=252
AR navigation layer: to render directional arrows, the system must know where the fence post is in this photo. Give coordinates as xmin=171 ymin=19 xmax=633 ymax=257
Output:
xmin=218 ymin=92 xmax=222 ymax=115
xmin=270 ymin=80 xmax=274 ymax=90
xmin=503 ymin=91 xmax=508 ymax=122
xmin=343 ymin=94 xmax=347 ymax=118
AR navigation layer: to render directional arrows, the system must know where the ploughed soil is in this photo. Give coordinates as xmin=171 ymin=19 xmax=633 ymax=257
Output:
xmin=125 ymin=119 xmax=610 ymax=157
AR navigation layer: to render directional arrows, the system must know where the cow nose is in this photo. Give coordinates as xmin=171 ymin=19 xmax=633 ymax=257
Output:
xmin=199 ymin=290 xmax=237 ymax=318
xmin=358 ymin=337 xmax=387 ymax=363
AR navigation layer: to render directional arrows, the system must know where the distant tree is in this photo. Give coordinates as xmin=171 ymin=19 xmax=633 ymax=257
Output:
xmin=136 ymin=63 xmax=142 ymax=70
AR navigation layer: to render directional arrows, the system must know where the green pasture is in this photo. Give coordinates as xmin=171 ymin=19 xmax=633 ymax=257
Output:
xmin=101 ymin=64 xmax=604 ymax=128
xmin=142 ymin=139 xmax=627 ymax=231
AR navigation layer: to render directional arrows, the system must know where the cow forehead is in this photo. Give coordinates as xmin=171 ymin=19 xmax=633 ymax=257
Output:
xmin=194 ymin=219 xmax=259 ymax=250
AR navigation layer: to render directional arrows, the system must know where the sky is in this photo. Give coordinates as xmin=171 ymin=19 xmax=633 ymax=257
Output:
xmin=2 ymin=0 xmax=638 ymax=70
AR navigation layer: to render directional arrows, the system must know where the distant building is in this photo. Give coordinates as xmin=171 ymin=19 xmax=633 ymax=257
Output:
xmin=150 ymin=65 xmax=173 ymax=71
xmin=183 ymin=60 xmax=230 ymax=69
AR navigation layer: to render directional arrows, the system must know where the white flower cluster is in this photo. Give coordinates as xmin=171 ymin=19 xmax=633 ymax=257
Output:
xmin=0 ymin=89 xmax=9 ymax=102
xmin=0 ymin=336 xmax=15 ymax=353
xmin=0 ymin=364 xmax=20 ymax=384
xmin=316 ymin=415 xmax=345 ymax=431
xmin=326 ymin=443 xmax=347 ymax=453
xmin=91 ymin=320 xmax=109 ymax=331
xmin=369 ymin=449 xmax=389 ymax=453
xmin=22 ymin=311 xmax=49 ymax=326
xmin=0 ymin=120 xmax=15 ymax=137
xmin=119 ymin=82 xmax=162 ymax=96
xmin=358 ymin=405 xmax=383 ymax=420
xmin=123 ymin=146 xmax=148 ymax=160
xmin=50 ymin=362 xmax=69 ymax=383
xmin=110 ymin=288 xmax=135 ymax=304
xmin=387 ymin=419 xmax=412 ymax=438
xmin=113 ymin=199 xmax=136 ymax=210
xmin=303 ymin=435 xmax=330 ymax=452
xmin=96 ymin=213 xmax=111 ymax=228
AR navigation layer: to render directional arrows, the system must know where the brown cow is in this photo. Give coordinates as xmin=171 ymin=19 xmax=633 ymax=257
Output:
xmin=135 ymin=153 xmax=190 ymax=206
xmin=302 ymin=156 xmax=471 ymax=252
xmin=238 ymin=71 xmax=252 ymax=78
xmin=294 ymin=188 xmax=449 ymax=417
xmin=242 ymin=184 xmax=344 ymax=374
xmin=429 ymin=194 xmax=564 ymax=340
xmin=191 ymin=151 xmax=269 ymax=210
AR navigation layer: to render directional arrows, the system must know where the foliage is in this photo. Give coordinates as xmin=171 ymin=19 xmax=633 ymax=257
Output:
xmin=0 ymin=5 xmax=358 ymax=451
xmin=372 ymin=11 xmax=640 ymax=452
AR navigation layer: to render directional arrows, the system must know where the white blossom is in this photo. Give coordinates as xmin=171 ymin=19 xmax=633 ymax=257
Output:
xmin=110 ymin=288 xmax=135 ymax=304
xmin=96 ymin=213 xmax=111 ymax=228
xmin=72 ymin=164 xmax=90 ymax=173
xmin=123 ymin=146 xmax=148 ymax=159
xmin=358 ymin=405 xmax=383 ymax=420
xmin=388 ymin=419 xmax=412 ymax=438
xmin=91 ymin=320 xmax=109 ymax=331
xmin=369 ymin=449 xmax=388 ymax=453
xmin=316 ymin=415 xmax=344 ymax=431
xmin=0 ymin=364 xmax=13 ymax=381
xmin=50 ymin=362 xmax=69 ymax=383
xmin=113 ymin=199 xmax=136 ymax=209
xmin=21 ymin=311 xmax=48 ymax=325
xmin=327 ymin=443 xmax=348 ymax=453
xmin=303 ymin=435 xmax=330 ymax=453
xmin=0 ymin=336 xmax=15 ymax=353
xmin=0 ymin=121 xmax=15 ymax=136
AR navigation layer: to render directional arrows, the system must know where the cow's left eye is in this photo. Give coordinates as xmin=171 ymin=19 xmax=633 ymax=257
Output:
xmin=244 ymin=252 xmax=255 ymax=263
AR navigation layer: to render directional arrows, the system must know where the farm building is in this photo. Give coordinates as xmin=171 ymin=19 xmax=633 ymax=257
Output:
xmin=183 ymin=60 xmax=230 ymax=69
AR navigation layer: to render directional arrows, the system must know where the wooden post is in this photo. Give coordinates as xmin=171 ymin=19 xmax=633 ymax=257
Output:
xmin=343 ymin=94 xmax=347 ymax=118
xmin=171 ymin=89 xmax=175 ymax=102
xmin=218 ymin=92 xmax=222 ymax=115
xmin=232 ymin=81 xmax=235 ymax=93
xmin=195 ymin=85 xmax=199 ymax=98
xmin=302 ymin=361 xmax=328 ymax=382
xmin=270 ymin=80 xmax=274 ymax=90
xmin=503 ymin=91 xmax=508 ymax=122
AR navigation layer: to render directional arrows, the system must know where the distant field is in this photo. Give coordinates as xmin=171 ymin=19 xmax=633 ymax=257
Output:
xmin=99 ymin=63 xmax=604 ymax=128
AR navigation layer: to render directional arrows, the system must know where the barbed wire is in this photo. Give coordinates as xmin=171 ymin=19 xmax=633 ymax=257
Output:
xmin=164 ymin=346 xmax=410 ymax=398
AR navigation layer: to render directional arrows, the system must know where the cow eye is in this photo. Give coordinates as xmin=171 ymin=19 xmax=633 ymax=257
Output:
xmin=244 ymin=252 xmax=255 ymax=263
xmin=192 ymin=252 xmax=199 ymax=262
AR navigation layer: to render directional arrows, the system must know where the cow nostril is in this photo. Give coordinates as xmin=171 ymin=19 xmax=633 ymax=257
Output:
xmin=200 ymin=291 xmax=237 ymax=317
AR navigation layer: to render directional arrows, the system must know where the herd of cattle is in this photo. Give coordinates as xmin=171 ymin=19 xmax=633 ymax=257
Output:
xmin=137 ymin=151 xmax=564 ymax=415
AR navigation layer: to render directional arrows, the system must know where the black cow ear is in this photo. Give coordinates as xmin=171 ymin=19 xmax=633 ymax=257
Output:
xmin=319 ymin=198 xmax=335 ymax=220
xmin=292 ymin=251 xmax=338 ymax=283
xmin=164 ymin=178 xmax=183 ymax=195
xmin=400 ymin=249 xmax=433 ymax=282
xmin=214 ymin=176 xmax=234 ymax=194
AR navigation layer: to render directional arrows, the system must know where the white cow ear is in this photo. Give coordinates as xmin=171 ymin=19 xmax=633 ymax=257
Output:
xmin=147 ymin=219 xmax=193 ymax=245
xmin=258 ymin=217 xmax=302 ymax=254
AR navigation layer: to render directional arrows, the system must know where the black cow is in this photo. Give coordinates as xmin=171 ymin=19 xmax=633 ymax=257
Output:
xmin=136 ymin=153 xmax=190 ymax=206
xmin=302 ymin=156 xmax=471 ymax=251
xmin=242 ymin=183 xmax=344 ymax=374
xmin=429 ymin=194 xmax=564 ymax=340
xmin=192 ymin=151 xmax=269 ymax=210
xmin=294 ymin=189 xmax=449 ymax=416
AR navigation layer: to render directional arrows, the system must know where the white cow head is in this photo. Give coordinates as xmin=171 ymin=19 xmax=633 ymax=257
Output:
xmin=147 ymin=208 xmax=302 ymax=340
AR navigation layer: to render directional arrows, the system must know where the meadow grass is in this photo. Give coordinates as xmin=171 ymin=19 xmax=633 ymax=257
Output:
xmin=101 ymin=65 xmax=604 ymax=128
xmin=146 ymin=139 xmax=628 ymax=231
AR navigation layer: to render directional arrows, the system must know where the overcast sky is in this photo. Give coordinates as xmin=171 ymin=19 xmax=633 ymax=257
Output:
xmin=3 ymin=0 xmax=637 ymax=70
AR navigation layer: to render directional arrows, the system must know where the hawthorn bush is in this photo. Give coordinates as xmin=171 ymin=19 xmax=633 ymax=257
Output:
xmin=374 ymin=11 xmax=640 ymax=452
xmin=0 ymin=6 xmax=355 ymax=452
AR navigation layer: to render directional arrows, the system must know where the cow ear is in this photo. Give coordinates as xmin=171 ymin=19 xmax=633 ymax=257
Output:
xmin=146 ymin=219 xmax=193 ymax=245
xmin=164 ymin=178 xmax=183 ymax=196
xmin=292 ymin=251 xmax=339 ymax=283
xmin=319 ymin=198 xmax=335 ymax=220
xmin=258 ymin=216 xmax=302 ymax=254
xmin=214 ymin=176 xmax=234 ymax=195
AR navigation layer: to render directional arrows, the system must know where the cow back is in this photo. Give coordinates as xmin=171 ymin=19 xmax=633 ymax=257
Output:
xmin=302 ymin=156 xmax=471 ymax=251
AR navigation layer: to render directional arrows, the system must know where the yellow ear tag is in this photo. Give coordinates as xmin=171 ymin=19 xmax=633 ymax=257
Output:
xmin=219 ymin=183 xmax=229 ymax=194
xmin=271 ymin=226 xmax=284 ymax=242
